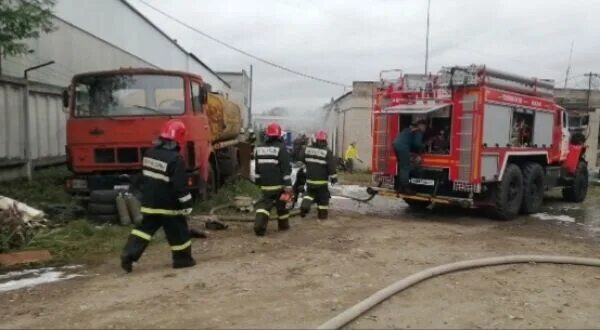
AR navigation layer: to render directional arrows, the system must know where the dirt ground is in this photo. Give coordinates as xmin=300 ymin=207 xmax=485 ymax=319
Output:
xmin=1 ymin=198 xmax=600 ymax=329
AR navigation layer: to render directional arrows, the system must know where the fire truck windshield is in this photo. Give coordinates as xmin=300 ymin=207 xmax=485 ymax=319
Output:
xmin=73 ymin=74 xmax=185 ymax=117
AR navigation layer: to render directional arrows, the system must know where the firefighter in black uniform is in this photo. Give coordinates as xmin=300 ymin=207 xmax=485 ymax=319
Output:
xmin=300 ymin=130 xmax=337 ymax=220
xmin=120 ymin=119 xmax=195 ymax=272
xmin=254 ymin=122 xmax=293 ymax=236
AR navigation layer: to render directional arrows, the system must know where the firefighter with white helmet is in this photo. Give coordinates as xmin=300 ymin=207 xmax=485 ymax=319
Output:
xmin=253 ymin=122 xmax=293 ymax=236
xmin=300 ymin=130 xmax=337 ymax=220
xmin=120 ymin=119 xmax=195 ymax=272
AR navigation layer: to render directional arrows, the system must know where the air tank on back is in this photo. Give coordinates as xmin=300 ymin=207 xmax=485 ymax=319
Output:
xmin=206 ymin=93 xmax=242 ymax=142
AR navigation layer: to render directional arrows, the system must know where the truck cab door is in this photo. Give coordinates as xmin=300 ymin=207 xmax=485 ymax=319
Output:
xmin=189 ymin=80 xmax=211 ymax=178
xmin=560 ymin=110 xmax=570 ymax=161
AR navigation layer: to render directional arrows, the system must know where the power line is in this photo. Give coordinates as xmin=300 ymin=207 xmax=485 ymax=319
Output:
xmin=135 ymin=0 xmax=350 ymax=88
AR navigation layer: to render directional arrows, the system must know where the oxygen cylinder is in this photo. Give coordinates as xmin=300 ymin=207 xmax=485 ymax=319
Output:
xmin=125 ymin=193 xmax=143 ymax=225
xmin=116 ymin=193 xmax=131 ymax=226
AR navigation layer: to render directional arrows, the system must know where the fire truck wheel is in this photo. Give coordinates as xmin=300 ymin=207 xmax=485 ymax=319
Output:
xmin=403 ymin=198 xmax=431 ymax=210
xmin=88 ymin=202 xmax=118 ymax=215
xmin=89 ymin=190 xmax=119 ymax=204
xmin=492 ymin=163 xmax=523 ymax=220
xmin=562 ymin=161 xmax=588 ymax=203
xmin=520 ymin=163 xmax=544 ymax=214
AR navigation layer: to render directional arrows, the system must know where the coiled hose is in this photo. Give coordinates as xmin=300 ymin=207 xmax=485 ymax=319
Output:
xmin=317 ymin=255 xmax=600 ymax=330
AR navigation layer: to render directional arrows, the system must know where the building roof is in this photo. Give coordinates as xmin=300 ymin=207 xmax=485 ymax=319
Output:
xmin=120 ymin=0 xmax=230 ymax=88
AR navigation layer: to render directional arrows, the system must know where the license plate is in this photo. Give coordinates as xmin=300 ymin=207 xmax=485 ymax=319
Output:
xmin=410 ymin=178 xmax=435 ymax=186
xmin=114 ymin=184 xmax=129 ymax=191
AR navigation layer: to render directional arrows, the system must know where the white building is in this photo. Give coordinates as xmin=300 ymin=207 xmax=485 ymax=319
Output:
xmin=324 ymin=81 xmax=375 ymax=171
xmin=1 ymin=0 xmax=230 ymax=91
xmin=0 ymin=0 xmax=236 ymax=180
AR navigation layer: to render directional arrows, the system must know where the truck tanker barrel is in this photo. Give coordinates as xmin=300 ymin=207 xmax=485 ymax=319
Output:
xmin=206 ymin=93 xmax=242 ymax=142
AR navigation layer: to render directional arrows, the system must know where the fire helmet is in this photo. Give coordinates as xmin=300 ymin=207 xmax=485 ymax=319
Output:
xmin=265 ymin=122 xmax=282 ymax=138
xmin=315 ymin=130 xmax=328 ymax=142
xmin=159 ymin=119 xmax=187 ymax=146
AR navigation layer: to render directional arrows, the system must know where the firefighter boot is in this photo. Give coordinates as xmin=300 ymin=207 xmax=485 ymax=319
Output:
xmin=120 ymin=235 xmax=149 ymax=273
xmin=254 ymin=213 xmax=269 ymax=236
xmin=277 ymin=217 xmax=290 ymax=231
xmin=299 ymin=197 xmax=312 ymax=218
xmin=172 ymin=246 xmax=196 ymax=269
xmin=317 ymin=207 xmax=328 ymax=220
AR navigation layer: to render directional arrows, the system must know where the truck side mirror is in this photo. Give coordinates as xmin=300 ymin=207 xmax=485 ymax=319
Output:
xmin=62 ymin=89 xmax=69 ymax=108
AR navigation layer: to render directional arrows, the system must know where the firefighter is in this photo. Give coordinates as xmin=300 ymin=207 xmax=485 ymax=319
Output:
xmin=254 ymin=122 xmax=293 ymax=236
xmin=393 ymin=120 xmax=427 ymax=194
xmin=300 ymin=130 xmax=337 ymax=220
xmin=120 ymin=119 xmax=195 ymax=273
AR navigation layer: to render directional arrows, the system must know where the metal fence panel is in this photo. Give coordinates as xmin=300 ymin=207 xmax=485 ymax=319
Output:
xmin=0 ymin=81 xmax=26 ymax=161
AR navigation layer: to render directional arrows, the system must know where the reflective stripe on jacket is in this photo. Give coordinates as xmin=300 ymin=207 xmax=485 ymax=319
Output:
xmin=140 ymin=144 xmax=193 ymax=215
xmin=254 ymin=139 xmax=292 ymax=189
xmin=301 ymin=144 xmax=336 ymax=186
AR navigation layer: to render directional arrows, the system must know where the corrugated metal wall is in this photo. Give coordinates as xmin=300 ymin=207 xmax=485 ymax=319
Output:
xmin=0 ymin=80 xmax=26 ymax=162
xmin=0 ymin=77 xmax=65 ymax=181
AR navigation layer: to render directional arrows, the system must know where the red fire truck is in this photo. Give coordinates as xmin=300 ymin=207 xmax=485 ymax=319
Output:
xmin=371 ymin=65 xmax=588 ymax=219
xmin=62 ymin=68 xmax=249 ymax=204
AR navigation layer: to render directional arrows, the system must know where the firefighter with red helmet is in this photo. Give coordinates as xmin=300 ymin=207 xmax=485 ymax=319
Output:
xmin=253 ymin=122 xmax=293 ymax=236
xmin=300 ymin=130 xmax=337 ymax=220
xmin=120 ymin=119 xmax=195 ymax=272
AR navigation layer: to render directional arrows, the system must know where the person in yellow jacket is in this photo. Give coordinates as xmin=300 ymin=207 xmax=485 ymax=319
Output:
xmin=344 ymin=142 xmax=362 ymax=173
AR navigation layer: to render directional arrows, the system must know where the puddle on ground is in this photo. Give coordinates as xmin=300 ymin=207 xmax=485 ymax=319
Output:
xmin=0 ymin=265 xmax=85 ymax=293
xmin=327 ymin=185 xmax=600 ymax=232
xmin=534 ymin=196 xmax=600 ymax=230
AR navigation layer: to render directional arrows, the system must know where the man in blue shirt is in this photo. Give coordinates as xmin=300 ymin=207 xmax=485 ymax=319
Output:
xmin=393 ymin=120 xmax=427 ymax=194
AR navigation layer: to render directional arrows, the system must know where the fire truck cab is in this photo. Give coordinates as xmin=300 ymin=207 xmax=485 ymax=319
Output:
xmin=371 ymin=65 xmax=588 ymax=219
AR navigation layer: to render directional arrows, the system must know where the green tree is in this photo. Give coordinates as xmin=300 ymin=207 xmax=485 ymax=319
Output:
xmin=0 ymin=0 xmax=56 ymax=59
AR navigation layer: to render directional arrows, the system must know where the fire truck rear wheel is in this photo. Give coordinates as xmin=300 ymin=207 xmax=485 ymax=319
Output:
xmin=403 ymin=199 xmax=431 ymax=210
xmin=520 ymin=162 xmax=544 ymax=214
xmin=492 ymin=163 xmax=523 ymax=220
xmin=562 ymin=160 xmax=588 ymax=203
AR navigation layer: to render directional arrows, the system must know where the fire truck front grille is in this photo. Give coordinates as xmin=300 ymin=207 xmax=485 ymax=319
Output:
xmin=117 ymin=148 xmax=139 ymax=163
xmin=95 ymin=148 xmax=143 ymax=164
xmin=95 ymin=148 xmax=115 ymax=163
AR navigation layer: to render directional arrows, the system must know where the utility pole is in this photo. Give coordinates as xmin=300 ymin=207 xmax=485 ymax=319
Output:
xmin=248 ymin=64 xmax=253 ymax=129
xmin=563 ymin=41 xmax=574 ymax=88
xmin=584 ymin=72 xmax=600 ymax=108
xmin=424 ymin=0 xmax=431 ymax=75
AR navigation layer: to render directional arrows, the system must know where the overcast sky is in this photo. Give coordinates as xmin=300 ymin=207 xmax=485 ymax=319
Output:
xmin=129 ymin=0 xmax=600 ymax=113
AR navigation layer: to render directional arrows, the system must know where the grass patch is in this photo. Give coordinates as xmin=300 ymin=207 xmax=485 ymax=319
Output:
xmin=194 ymin=177 xmax=260 ymax=213
xmin=24 ymin=220 xmax=133 ymax=264
xmin=0 ymin=166 xmax=71 ymax=209
xmin=338 ymin=171 xmax=373 ymax=185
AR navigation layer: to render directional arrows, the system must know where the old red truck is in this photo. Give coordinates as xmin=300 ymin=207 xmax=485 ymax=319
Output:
xmin=63 ymin=68 xmax=246 ymax=205
xmin=371 ymin=65 xmax=588 ymax=219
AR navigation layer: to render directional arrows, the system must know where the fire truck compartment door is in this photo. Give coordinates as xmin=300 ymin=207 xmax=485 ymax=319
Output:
xmin=383 ymin=103 xmax=448 ymax=114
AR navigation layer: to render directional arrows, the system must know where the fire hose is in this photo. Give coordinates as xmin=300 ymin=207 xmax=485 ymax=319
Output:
xmin=316 ymin=255 xmax=600 ymax=330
